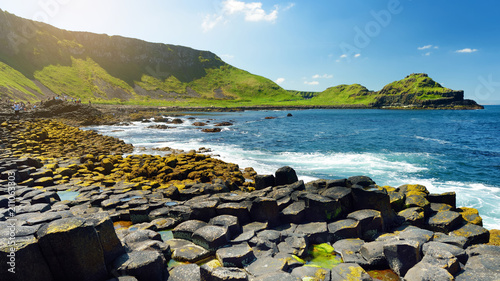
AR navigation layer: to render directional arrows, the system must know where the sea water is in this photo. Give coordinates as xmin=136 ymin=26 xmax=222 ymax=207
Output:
xmin=84 ymin=106 xmax=500 ymax=229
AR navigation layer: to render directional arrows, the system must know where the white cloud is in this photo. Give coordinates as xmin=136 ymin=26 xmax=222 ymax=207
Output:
xmin=418 ymin=45 xmax=433 ymax=50
xmin=312 ymin=74 xmax=333 ymax=79
xmin=339 ymin=54 xmax=348 ymax=58
xmin=424 ymin=52 xmax=431 ymax=56
xmin=275 ymin=77 xmax=285 ymax=84
xmin=455 ymin=48 xmax=478 ymax=53
xmin=304 ymin=81 xmax=319 ymax=85
xmin=354 ymin=53 xmax=361 ymax=58
xmin=203 ymin=0 xmax=285 ymax=31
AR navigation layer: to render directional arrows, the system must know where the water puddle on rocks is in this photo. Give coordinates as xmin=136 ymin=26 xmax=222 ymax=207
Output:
xmin=367 ymin=269 xmax=400 ymax=281
xmin=57 ymin=190 xmax=80 ymax=201
xmin=294 ymin=243 xmax=343 ymax=269
xmin=159 ymin=230 xmax=174 ymax=241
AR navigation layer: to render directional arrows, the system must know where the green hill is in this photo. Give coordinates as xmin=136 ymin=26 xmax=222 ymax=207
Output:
xmin=0 ymin=10 xmax=482 ymax=109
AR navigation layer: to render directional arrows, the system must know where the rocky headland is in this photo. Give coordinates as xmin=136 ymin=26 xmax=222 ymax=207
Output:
xmin=0 ymin=114 xmax=499 ymax=281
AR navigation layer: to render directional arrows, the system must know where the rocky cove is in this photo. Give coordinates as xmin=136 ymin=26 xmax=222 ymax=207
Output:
xmin=1 ymin=118 xmax=500 ymax=281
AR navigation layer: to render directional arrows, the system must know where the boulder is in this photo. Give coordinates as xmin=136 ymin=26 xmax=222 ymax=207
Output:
xmin=328 ymin=219 xmax=360 ymax=242
xmin=348 ymin=176 xmax=375 ymax=187
xmin=360 ymin=241 xmax=388 ymax=269
xmin=304 ymin=193 xmax=342 ymax=222
xmin=37 ymin=217 xmax=108 ymax=281
xmin=172 ymin=220 xmax=207 ymax=241
xmin=321 ymin=186 xmax=353 ymax=214
xmin=249 ymin=197 xmax=279 ymax=226
xmin=383 ymin=239 xmax=422 ymax=276
xmin=347 ymin=209 xmax=384 ymax=241
xmin=190 ymin=200 xmax=218 ymax=222
xmin=0 ymin=235 xmax=54 ymax=281
xmin=274 ymin=166 xmax=298 ymax=186
xmin=169 ymin=264 xmax=201 ymax=281
xmin=111 ymin=251 xmax=166 ymax=281
xmin=192 ymin=225 xmax=230 ymax=251
xmin=426 ymin=210 xmax=463 ymax=233
xmin=350 ymin=186 xmax=396 ymax=229
xmin=427 ymin=192 xmax=456 ymax=208
xmin=423 ymin=241 xmax=467 ymax=264
xmin=450 ymin=223 xmax=489 ymax=246
xmin=457 ymin=207 xmax=483 ymax=226
xmin=294 ymin=222 xmax=329 ymax=244
xmin=281 ymin=201 xmax=306 ymax=224
xmin=216 ymin=243 xmax=256 ymax=267
xmin=398 ymin=207 xmax=425 ymax=227
xmin=254 ymin=175 xmax=275 ymax=190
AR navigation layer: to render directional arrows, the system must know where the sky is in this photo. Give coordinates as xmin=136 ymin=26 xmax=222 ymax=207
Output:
xmin=1 ymin=0 xmax=500 ymax=104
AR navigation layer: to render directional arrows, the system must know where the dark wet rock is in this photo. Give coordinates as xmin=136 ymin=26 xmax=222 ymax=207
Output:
xmin=427 ymin=192 xmax=456 ymax=208
xmin=216 ymin=243 xmax=256 ymax=267
xmin=173 ymin=220 xmax=207 ymax=241
xmin=254 ymin=175 xmax=275 ymax=190
xmin=348 ymin=176 xmax=375 ymax=187
xmin=281 ymin=201 xmax=306 ymax=224
xmin=111 ymin=250 xmax=166 ymax=281
xmin=331 ymin=263 xmax=372 ymax=281
xmin=215 ymin=122 xmax=234 ymax=126
xmin=209 ymin=215 xmax=242 ymax=238
xmin=450 ymin=223 xmax=489 ymax=246
xmin=347 ymin=209 xmax=383 ymax=241
xmin=0 ymin=235 xmax=54 ymax=281
xmin=275 ymin=166 xmax=298 ymax=186
xmin=360 ymin=241 xmax=388 ymax=269
xmin=294 ymin=222 xmax=328 ymax=244
xmin=250 ymin=271 xmax=301 ymax=281
xmin=211 ymin=267 xmax=248 ymax=281
xmin=217 ymin=202 xmax=251 ymax=225
xmin=304 ymin=193 xmax=342 ymax=222
xmin=202 ymin=128 xmax=222 ymax=133
xmin=432 ymin=232 xmax=468 ymax=249
xmin=245 ymin=256 xmax=288 ymax=276
xmin=37 ymin=217 xmax=108 ymax=281
xmin=404 ymin=262 xmax=454 ymax=281
xmin=350 ymin=186 xmax=397 ymax=229
xmin=291 ymin=266 xmax=330 ymax=280
xmin=169 ymin=263 xmax=201 ymax=281
xmin=249 ymin=197 xmax=279 ymax=226
xmin=172 ymin=242 xmax=211 ymax=263
xmin=426 ymin=210 xmax=462 ymax=233
xmin=423 ymin=241 xmax=467 ymax=264
xmin=86 ymin=212 xmax=126 ymax=266
xmin=383 ymin=239 xmax=422 ymax=276
xmin=192 ymin=225 xmax=230 ymax=251
xmin=189 ymin=200 xmax=218 ymax=222
xmin=321 ymin=186 xmax=353 ymax=214
xmin=328 ymin=219 xmax=360 ymax=242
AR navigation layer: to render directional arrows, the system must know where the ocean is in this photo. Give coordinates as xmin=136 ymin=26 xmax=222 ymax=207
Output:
xmin=84 ymin=106 xmax=500 ymax=229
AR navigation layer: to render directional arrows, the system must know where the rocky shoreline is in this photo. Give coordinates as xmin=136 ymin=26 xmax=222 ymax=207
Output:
xmin=1 ymin=114 xmax=499 ymax=281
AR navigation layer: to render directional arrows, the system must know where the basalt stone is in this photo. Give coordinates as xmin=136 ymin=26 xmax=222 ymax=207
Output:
xmin=291 ymin=266 xmax=330 ymax=281
xmin=217 ymin=202 xmax=251 ymax=225
xmin=457 ymin=207 xmax=483 ymax=226
xmin=112 ymin=250 xmax=166 ymax=281
xmin=123 ymin=229 xmax=162 ymax=245
xmin=0 ymin=235 xmax=54 ymax=281
xmin=423 ymin=241 xmax=467 ymax=264
xmin=192 ymin=225 xmax=230 ymax=251
xmin=172 ymin=243 xmax=211 ymax=263
xmin=232 ymin=231 xmax=255 ymax=244
xmin=466 ymin=244 xmax=500 ymax=257
xmin=328 ymin=219 xmax=360 ymax=242
xmin=169 ymin=263 xmax=201 ymax=281
xmin=321 ymin=186 xmax=353 ymax=214
xmin=85 ymin=212 xmax=126 ymax=266
xmin=332 ymin=238 xmax=365 ymax=265
xmin=427 ymin=192 xmax=456 ymax=208
xmin=254 ymin=175 xmax=275 ymax=190
xmin=464 ymin=254 xmax=500 ymax=274
xmin=397 ymin=226 xmax=434 ymax=246
xmin=25 ymin=211 xmax=73 ymax=226
xmin=245 ymin=256 xmax=288 ymax=276
xmin=216 ymin=243 xmax=256 ymax=267
xmin=420 ymin=248 xmax=461 ymax=275
xmin=331 ymin=263 xmax=372 ymax=281
xmin=388 ymin=190 xmax=406 ymax=212
xmin=432 ymin=232 xmax=468 ymax=249
xmin=404 ymin=262 xmax=454 ymax=281
xmin=281 ymin=201 xmax=306 ymax=224
xmin=190 ymin=200 xmax=218 ymax=222
xmin=277 ymin=234 xmax=309 ymax=258
xmin=360 ymin=241 xmax=388 ymax=269
xmin=209 ymin=215 xmax=241 ymax=238
xmin=128 ymin=240 xmax=171 ymax=260
xmin=249 ymin=236 xmax=279 ymax=258
xmin=304 ymin=193 xmax=342 ymax=222
xmin=383 ymin=239 xmax=422 ymax=277
xmin=249 ymin=197 xmax=279 ymax=226
xmin=429 ymin=203 xmax=453 ymax=213
xmin=212 ymin=267 xmax=248 ymax=281
xmin=426 ymin=210 xmax=463 ymax=233
xmin=161 ymin=185 xmax=180 ymax=200
xmin=294 ymin=222 xmax=328 ymax=244
xmin=37 ymin=217 xmax=108 ymax=281
xmin=167 ymin=205 xmax=193 ymax=222
xmin=398 ymin=207 xmax=425 ymax=227
xmin=200 ymin=259 xmax=222 ymax=281
xmin=347 ymin=209 xmax=383 ymax=242
xmin=348 ymin=176 xmax=375 ymax=187
xmin=405 ymin=194 xmax=431 ymax=213
xmin=275 ymin=166 xmax=298 ymax=186
xmin=251 ymin=272 xmax=301 ymax=281
xmin=17 ymin=203 xmax=52 ymax=214
xmin=130 ymin=205 xmax=151 ymax=224
xmin=350 ymin=186 xmax=396 ymax=229
xmin=173 ymin=220 xmax=207 ymax=241
xmin=242 ymin=221 xmax=268 ymax=233
xmin=450 ymin=223 xmax=489 ymax=246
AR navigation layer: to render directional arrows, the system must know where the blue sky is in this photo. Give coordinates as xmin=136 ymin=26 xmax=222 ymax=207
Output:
xmin=2 ymin=0 xmax=500 ymax=103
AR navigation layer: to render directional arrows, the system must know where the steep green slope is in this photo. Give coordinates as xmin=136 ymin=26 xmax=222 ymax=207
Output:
xmin=311 ymin=84 xmax=377 ymax=105
xmin=0 ymin=61 xmax=42 ymax=101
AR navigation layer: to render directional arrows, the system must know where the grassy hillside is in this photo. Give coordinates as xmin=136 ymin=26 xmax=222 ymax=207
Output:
xmin=0 ymin=61 xmax=42 ymax=101
xmin=310 ymin=84 xmax=377 ymax=105
xmin=379 ymin=73 xmax=454 ymax=99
